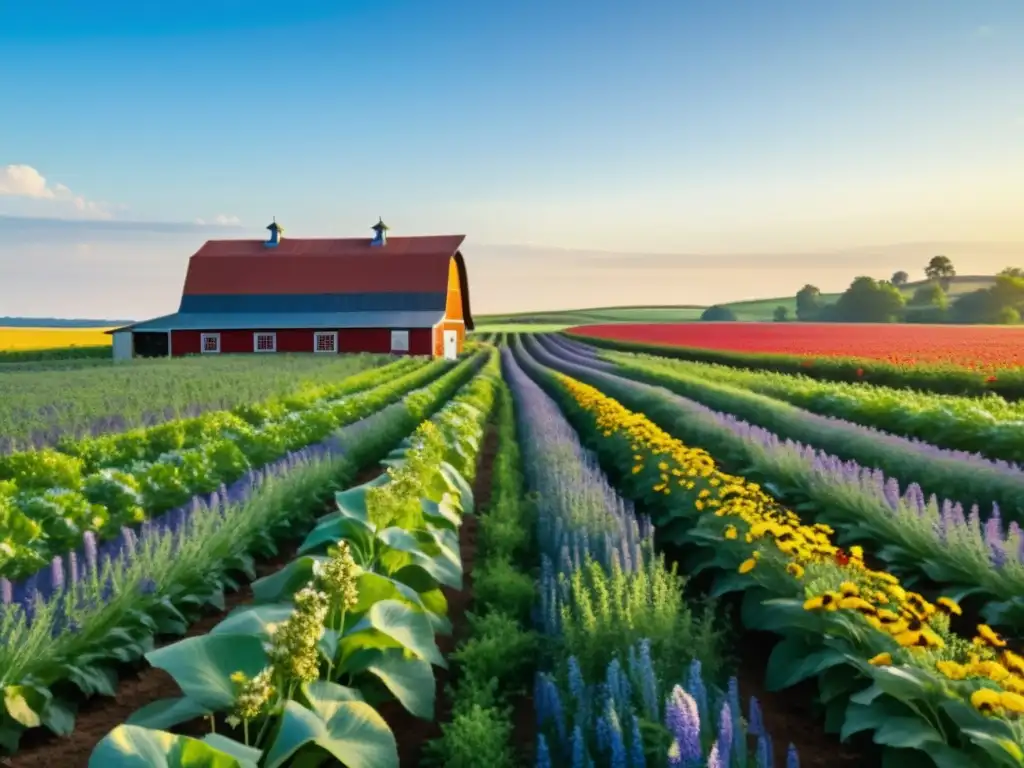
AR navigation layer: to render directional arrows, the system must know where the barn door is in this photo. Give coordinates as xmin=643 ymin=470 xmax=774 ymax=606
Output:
xmin=443 ymin=330 xmax=458 ymax=360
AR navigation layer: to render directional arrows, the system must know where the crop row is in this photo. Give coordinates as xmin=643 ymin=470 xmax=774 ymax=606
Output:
xmin=0 ymin=351 xmax=487 ymax=758
xmin=504 ymin=342 xmax=802 ymax=767
xmin=0 ymin=352 xmax=389 ymax=454
xmin=593 ymin=349 xmax=1024 ymax=465
xmin=0 ymin=357 xmax=441 ymax=582
xmin=86 ymin=351 xmax=501 ymax=766
xmin=572 ymin=332 xmax=1024 ymax=400
xmin=516 ymin=333 xmax=1024 ymax=766
xmin=568 ymin=338 xmax=1024 ymax=522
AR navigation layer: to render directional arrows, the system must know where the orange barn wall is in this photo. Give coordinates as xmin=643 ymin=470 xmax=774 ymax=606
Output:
xmin=169 ymin=328 xmax=432 ymax=357
xmin=433 ymin=321 xmax=466 ymax=356
xmin=445 ymin=258 xmax=464 ymax=321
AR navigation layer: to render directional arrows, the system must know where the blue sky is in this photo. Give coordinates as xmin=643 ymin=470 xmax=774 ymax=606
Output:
xmin=1 ymin=0 xmax=1023 ymax=317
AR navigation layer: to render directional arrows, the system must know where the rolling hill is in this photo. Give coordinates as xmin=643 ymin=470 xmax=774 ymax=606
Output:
xmin=475 ymin=275 xmax=998 ymax=329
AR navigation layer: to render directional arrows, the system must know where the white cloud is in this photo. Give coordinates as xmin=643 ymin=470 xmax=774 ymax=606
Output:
xmin=195 ymin=214 xmax=242 ymax=227
xmin=0 ymin=164 xmax=115 ymax=220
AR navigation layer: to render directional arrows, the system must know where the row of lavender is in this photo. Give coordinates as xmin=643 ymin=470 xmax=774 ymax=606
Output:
xmin=0 ymin=352 xmax=389 ymax=454
xmin=539 ymin=332 xmax=1024 ymax=633
xmin=0 ymin=356 xmax=437 ymax=583
xmin=502 ymin=346 xmax=799 ymax=768
xmin=0 ymin=354 xmax=486 ymax=756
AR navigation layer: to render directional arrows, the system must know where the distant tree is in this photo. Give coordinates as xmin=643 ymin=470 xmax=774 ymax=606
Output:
xmin=795 ymin=284 xmax=822 ymax=320
xmin=998 ymin=266 xmax=1024 ymax=279
xmin=909 ymin=281 xmax=949 ymax=309
xmin=772 ymin=305 xmax=790 ymax=322
xmin=924 ymin=255 xmax=956 ymax=290
xmin=999 ymin=306 xmax=1022 ymax=325
xmin=891 ymin=270 xmax=910 ymax=287
xmin=833 ymin=276 xmax=906 ymax=323
xmin=700 ymin=305 xmax=738 ymax=321
xmin=951 ymin=272 xmax=1024 ymax=324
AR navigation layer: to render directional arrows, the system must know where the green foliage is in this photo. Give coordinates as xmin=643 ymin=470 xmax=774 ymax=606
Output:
xmin=451 ymin=611 xmax=541 ymax=695
xmin=891 ymin=270 xmax=910 ymax=286
xmin=772 ymin=305 xmax=790 ymax=322
xmin=699 ymin=305 xmax=737 ymax=321
xmin=832 ymin=276 xmax=906 ymax=322
xmin=925 ymin=255 xmax=956 ymax=289
xmin=472 ymin=556 xmax=536 ymax=624
xmin=558 ymin=555 xmax=726 ymax=685
xmin=795 ymin=283 xmax=822 ymax=320
xmin=909 ymin=281 xmax=948 ymax=309
xmin=421 ymin=703 xmax=517 ymax=768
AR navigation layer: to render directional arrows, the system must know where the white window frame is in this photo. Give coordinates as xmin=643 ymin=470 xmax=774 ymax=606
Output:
xmin=253 ymin=332 xmax=277 ymax=353
xmin=201 ymin=333 xmax=221 ymax=354
xmin=313 ymin=331 xmax=338 ymax=354
xmin=390 ymin=329 xmax=410 ymax=353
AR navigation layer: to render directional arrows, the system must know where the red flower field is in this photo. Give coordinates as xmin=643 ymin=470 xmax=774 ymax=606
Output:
xmin=569 ymin=322 xmax=1024 ymax=370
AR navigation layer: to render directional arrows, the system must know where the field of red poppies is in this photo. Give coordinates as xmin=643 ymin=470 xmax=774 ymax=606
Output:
xmin=569 ymin=322 xmax=1024 ymax=371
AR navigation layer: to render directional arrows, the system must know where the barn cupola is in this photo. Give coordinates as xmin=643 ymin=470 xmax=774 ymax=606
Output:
xmin=370 ymin=217 xmax=389 ymax=247
xmin=265 ymin=218 xmax=284 ymax=248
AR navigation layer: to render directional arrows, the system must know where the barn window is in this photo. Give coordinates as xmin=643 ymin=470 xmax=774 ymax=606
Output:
xmin=254 ymin=332 xmax=277 ymax=353
xmin=314 ymin=332 xmax=338 ymax=353
xmin=201 ymin=333 xmax=221 ymax=354
xmin=390 ymin=330 xmax=409 ymax=353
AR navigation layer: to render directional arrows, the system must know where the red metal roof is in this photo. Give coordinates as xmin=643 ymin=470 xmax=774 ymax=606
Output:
xmin=182 ymin=235 xmax=466 ymax=296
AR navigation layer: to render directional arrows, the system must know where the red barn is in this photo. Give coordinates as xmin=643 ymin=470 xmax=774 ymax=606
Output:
xmin=110 ymin=219 xmax=474 ymax=360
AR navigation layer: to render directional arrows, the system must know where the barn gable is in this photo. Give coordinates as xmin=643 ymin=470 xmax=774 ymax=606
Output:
xmin=117 ymin=227 xmax=473 ymax=332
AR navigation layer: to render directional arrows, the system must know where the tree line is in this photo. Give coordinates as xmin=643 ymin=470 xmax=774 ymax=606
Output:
xmin=700 ymin=256 xmax=1024 ymax=324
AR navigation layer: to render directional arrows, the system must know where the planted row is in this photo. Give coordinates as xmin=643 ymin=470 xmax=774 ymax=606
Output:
xmin=0 ymin=352 xmax=390 ymax=454
xmin=89 ymin=352 xmax=502 ymax=767
xmin=0 ymin=353 xmax=487 ymax=757
xmin=546 ymin=334 xmax=1024 ymax=633
xmin=594 ymin=350 xmax=1024 ymax=465
xmin=0 ymin=357 xmax=442 ymax=581
xmin=581 ymin=342 xmax=1024 ymax=520
xmin=518 ymin=336 xmax=1024 ymax=766
xmin=569 ymin=332 xmax=1024 ymax=400
xmin=506 ymin=342 xmax=801 ymax=768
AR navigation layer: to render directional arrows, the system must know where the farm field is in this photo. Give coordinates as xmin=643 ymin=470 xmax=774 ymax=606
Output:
xmin=0 ymin=326 xmax=113 ymax=351
xmin=2 ymin=334 xmax=1024 ymax=767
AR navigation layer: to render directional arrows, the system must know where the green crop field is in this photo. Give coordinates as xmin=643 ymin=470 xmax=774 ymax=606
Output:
xmin=3 ymin=328 xmax=1022 ymax=768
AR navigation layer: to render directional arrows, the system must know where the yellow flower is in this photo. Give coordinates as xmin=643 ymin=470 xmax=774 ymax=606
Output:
xmin=839 ymin=597 xmax=876 ymax=614
xmin=631 ymin=465 xmax=643 ymax=474
xmin=738 ymin=558 xmax=757 ymax=574
xmin=937 ymin=661 xmax=968 ymax=680
xmin=936 ymin=597 xmax=962 ymax=616
xmin=804 ymin=592 xmax=840 ymax=612
xmin=868 ymin=652 xmax=892 ymax=666
xmin=971 ymin=688 xmax=1003 ymax=716
xmin=976 ymin=624 xmax=1008 ymax=649
xmin=1000 ymin=692 xmax=1024 ymax=714
xmin=785 ymin=562 xmax=804 ymax=579
xmin=724 ymin=525 xmax=738 ymax=540
xmin=839 ymin=581 xmax=860 ymax=597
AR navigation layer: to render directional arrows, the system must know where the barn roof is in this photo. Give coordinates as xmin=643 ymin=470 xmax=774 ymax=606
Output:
xmin=112 ymin=310 xmax=446 ymax=333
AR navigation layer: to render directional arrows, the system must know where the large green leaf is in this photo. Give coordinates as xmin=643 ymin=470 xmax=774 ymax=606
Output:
xmin=128 ymin=697 xmax=213 ymax=730
xmin=872 ymin=716 xmax=944 ymax=750
xmin=145 ymin=634 xmax=269 ymax=710
xmin=345 ymin=648 xmax=436 ymax=720
xmin=263 ymin=697 xmax=397 ymax=768
xmin=439 ymin=462 xmax=473 ymax=514
xmin=3 ymin=684 xmax=51 ymax=728
xmin=764 ymin=637 xmax=845 ymax=691
xmin=211 ymin=604 xmax=297 ymax=641
xmin=341 ymin=600 xmax=445 ymax=668
xmin=89 ymin=725 xmax=259 ymax=768
xmin=420 ymin=496 xmax=461 ymax=531
xmin=377 ymin=528 xmax=461 ymax=589
xmin=251 ymin=556 xmax=329 ymax=603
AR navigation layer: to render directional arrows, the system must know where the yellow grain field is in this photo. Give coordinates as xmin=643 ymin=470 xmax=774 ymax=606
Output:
xmin=0 ymin=327 xmax=114 ymax=351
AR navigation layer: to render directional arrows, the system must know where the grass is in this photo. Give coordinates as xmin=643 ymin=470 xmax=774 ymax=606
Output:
xmin=0 ymin=327 xmax=114 ymax=352
xmin=476 ymin=275 xmax=999 ymax=325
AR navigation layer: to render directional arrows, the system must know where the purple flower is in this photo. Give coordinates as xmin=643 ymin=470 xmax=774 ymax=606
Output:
xmin=716 ymin=702 xmax=733 ymax=768
xmin=665 ymin=685 xmax=701 ymax=766
xmin=536 ymin=734 xmax=552 ymax=768
xmin=748 ymin=695 xmax=764 ymax=738
xmin=571 ymin=725 xmax=588 ymax=768
xmin=706 ymin=741 xmax=724 ymax=768
xmin=630 ymin=713 xmax=646 ymax=768
xmin=786 ymin=743 xmax=799 ymax=768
